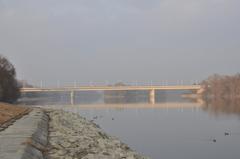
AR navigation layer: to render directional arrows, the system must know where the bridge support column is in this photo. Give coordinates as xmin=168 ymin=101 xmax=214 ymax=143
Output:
xmin=70 ymin=91 xmax=75 ymax=105
xmin=149 ymin=89 xmax=155 ymax=104
xmin=197 ymin=87 xmax=204 ymax=95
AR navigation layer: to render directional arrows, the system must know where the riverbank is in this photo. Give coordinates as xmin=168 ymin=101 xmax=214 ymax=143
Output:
xmin=0 ymin=103 xmax=30 ymax=127
xmin=0 ymin=103 xmax=149 ymax=159
xmin=0 ymin=108 xmax=48 ymax=159
xmin=46 ymin=109 xmax=149 ymax=159
xmin=0 ymin=103 xmax=32 ymax=136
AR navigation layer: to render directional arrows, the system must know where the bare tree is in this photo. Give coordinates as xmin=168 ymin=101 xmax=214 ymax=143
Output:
xmin=0 ymin=55 xmax=20 ymax=103
xmin=202 ymin=74 xmax=240 ymax=99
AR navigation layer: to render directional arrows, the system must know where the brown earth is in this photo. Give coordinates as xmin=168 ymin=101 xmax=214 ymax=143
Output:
xmin=0 ymin=103 xmax=31 ymax=125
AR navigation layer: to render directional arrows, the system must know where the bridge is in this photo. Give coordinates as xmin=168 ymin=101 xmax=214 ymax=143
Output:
xmin=20 ymin=85 xmax=202 ymax=105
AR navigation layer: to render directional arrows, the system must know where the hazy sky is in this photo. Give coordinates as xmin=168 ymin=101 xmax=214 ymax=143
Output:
xmin=0 ymin=0 xmax=239 ymax=86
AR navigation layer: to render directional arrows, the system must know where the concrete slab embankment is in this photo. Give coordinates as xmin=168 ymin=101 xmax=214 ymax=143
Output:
xmin=0 ymin=109 xmax=49 ymax=159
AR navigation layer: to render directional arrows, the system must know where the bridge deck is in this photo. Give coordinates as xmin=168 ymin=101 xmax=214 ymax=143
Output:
xmin=21 ymin=85 xmax=201 ymax=93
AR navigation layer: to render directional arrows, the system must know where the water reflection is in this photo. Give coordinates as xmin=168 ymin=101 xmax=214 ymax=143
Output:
xmin=19 ymin=90 xmax=191 ymax=105
xmin=19 ymin=91 xmax=102 ymax=105
xmin=19 ymin=93 xmax=240 ymax=159
xmin=202 ymin=98 xmax=240 ymax=116
xmin=19 ymin=91 xmax=240 ymax=117
xmin=39 ymin=102 xmax=240 ymax=159
xmin=38 ymin=102 xmax=201 ymax=110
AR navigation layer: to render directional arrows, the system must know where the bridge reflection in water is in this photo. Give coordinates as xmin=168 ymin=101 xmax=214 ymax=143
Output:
xmin=38 ymin=102 xmax=202 ymax=111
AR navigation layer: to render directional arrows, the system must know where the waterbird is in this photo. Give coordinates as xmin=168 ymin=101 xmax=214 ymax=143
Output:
xmin=112 ymin=117 xmax=114 ymax=120
xmin=224 ymin=132 xmax=230 ymax=136
xmin=212 ymin=139 xmax=217 ymax=143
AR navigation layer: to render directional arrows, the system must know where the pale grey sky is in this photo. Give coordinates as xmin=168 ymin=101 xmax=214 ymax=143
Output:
xmin=0 ymin=0 xmax=239 ymax=86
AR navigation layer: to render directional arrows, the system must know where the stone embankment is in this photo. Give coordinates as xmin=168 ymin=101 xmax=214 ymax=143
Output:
xmin=46 ymin=110 xmax=149 ymax=159
xmin=0 ymin=104 xmax=149 ymax=159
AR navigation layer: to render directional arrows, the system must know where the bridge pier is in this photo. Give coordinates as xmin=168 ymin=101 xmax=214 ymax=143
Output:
xmin=197 ymin=88 xmax=204 ymax=94
xmin=70 ymin=91 xmax=75 ymax=105
xmin=149 ymin=89 xmax=155 ymax=104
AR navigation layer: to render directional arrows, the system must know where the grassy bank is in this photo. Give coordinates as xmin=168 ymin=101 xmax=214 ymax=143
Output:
xmin=0 ymin=103 xmax=30 ymax=126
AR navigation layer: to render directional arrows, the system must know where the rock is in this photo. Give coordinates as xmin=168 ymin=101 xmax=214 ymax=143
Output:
xmin=60 ymin=141 xmax=71 ymax=148
xmin=68 ymin=138 xmax=76 ymax=143
xmin=46 ymin=110 xmax=150 ymax=159
xmin=56 ymin=149 xmax=67 ymax=156
xmin=65 ymin=156 xmax=73 ymax=159
xmin=127 ymin=156 xmax=135 ymax=159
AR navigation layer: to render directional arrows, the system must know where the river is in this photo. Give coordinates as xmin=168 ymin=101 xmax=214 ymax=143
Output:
xmin=20 ymin=91 xmax=240 ymax=159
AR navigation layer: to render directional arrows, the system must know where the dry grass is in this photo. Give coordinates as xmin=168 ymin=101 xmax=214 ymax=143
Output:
xmin=0 ymin=102 xmax=30 ymax=125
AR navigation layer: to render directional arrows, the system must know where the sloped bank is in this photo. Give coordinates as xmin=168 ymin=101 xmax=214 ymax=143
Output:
xmin=0 ymin=109 xmax=48 ymax=159
xmin=46 ymin=110 xmax=150 ymax=159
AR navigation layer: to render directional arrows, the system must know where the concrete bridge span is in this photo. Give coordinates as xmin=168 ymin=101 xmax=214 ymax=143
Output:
xmin=20 ymin=85 xmax=202 ymax=105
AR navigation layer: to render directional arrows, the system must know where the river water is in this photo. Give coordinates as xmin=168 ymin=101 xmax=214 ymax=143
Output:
xmin=20 ymin=91 xmax=240 ymax=159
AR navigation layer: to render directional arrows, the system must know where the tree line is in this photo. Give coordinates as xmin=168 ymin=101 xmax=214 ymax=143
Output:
xmin=0 ymin=55 xmax=20 ymax=103
xmin=201 ymin=74 xmax=240 ymax=99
